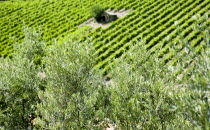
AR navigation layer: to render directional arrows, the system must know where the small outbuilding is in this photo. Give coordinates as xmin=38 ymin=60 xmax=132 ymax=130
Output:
xmin=99 ymin=12 xmax=118 ymax=22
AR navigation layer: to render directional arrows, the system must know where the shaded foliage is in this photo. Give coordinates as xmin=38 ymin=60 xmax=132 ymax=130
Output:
xmin=90 ymin=5 xmax=105 ymax=22
xmin=0 ymin=15 xmax=209 ymax=129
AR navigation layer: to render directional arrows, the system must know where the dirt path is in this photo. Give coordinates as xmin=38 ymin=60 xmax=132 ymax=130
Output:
xmin=79 ymin=9 xmax=132 ymax=29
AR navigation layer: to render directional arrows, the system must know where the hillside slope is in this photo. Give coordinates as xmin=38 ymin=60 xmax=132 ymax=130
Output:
xmin=0 ymin=0 xmax=209 ymax=73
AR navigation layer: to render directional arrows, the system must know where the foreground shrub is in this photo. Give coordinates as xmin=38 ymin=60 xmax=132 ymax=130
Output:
xmin=0 ymin=15 xmax=209 ymax=129
xmin=100 ymin=43 xmax=210 ymax=129
xmin=34 ymin=33 xmax=209 ymax=129
xmin=0 ymin=28 xmax=45 ymax=129
xmin=33 ymin=39 xmax=103 ymax=129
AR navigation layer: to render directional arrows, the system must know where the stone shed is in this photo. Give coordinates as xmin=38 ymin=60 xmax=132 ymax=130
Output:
xmin=99 ymin=12 xmax=118 ymax=22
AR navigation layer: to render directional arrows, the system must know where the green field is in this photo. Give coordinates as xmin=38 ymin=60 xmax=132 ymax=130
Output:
xmin=1 ymin=0 xmax=210 ymax=129
xmin=1 ymin=0 xmax=209 ymax=73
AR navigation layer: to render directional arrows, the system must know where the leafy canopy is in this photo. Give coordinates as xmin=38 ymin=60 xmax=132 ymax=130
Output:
xmin=90 ymin=5 xmax=105 ymax=21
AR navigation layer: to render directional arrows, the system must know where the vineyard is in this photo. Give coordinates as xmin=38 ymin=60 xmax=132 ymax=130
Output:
xmin=0 ymin=0 xmax=210 ymax=72
xmin=1 ymin=0 xmax=210 ymax=129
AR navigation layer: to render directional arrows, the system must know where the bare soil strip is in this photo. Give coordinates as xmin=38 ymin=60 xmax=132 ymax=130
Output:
xmin=79 ymin=9 xmax=132 ymax=29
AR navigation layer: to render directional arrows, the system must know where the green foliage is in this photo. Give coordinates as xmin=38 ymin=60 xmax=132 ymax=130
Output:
xmin=33 ymin=38 xmax=98 ymax=129
xmin=1 ymin=0 xmax=209 ymax=73
xmin=0 ymin=28 xmax=45 ymax=129
xmin=90 ymin=5 xmax=105 ymax=21
xmin=99 ymin=41 xmax=210 ymax=129
xmin=89 ymin=1 xmax=210 ymax=71
xmin=0 ymin=16 xmax=209 ymax=129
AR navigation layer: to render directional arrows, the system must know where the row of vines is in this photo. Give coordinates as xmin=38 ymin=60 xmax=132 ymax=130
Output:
xmin=0 ymin=0 xmax=137 ymax=57
xmin=81 ymin=0 xmax=210 ymax=73
xmin=1 ymin=0 xmax=209 ymax=74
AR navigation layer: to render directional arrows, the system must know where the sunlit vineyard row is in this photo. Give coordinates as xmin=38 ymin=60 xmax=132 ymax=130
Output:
xmin=1 ymin=0 xmax=210 ymax=74
xmin=81 ymin=0 xmax=210 ymax=73
xmin=0 ymin=0 xmax=137 ymax=57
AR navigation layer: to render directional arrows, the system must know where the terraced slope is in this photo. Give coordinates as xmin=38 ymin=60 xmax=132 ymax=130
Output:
xmin=82 ymin=0 xmax=210 ymax=73
xmin=0 ymin=0 xmax=137 ymax=57
xmin=1 ymin=0 xmax=210 ymax=73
